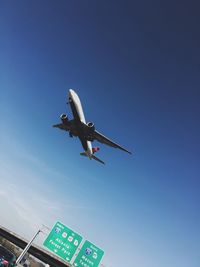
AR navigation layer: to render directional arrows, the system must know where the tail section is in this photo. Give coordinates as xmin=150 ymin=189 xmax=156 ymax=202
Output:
xmin=80 ymin=149 xmax=105 ymax=165
xmin=91 ymin=154 xmax=105 ymax=164
xmin=92 ymin=147 xmax=100 ymax=153
xmin=80 ymin=152 xmax=88 ymax=157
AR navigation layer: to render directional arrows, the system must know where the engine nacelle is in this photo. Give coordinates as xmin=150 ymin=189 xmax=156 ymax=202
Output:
xmin=87 ymin=122 xmax=95 ymax=132
xmin=60 ymin=113 xmax=69 ymax=125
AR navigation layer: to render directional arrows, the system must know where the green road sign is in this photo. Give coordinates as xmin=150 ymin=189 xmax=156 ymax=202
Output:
xmin=43 ymin=221 xmax=83 ymax=263
xmin=73 ymin=240 xmax=104 ymax=267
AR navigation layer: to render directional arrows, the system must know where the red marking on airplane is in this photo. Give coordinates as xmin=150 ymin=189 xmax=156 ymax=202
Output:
xmin=92 ymin=147 xmax=100 ymax=153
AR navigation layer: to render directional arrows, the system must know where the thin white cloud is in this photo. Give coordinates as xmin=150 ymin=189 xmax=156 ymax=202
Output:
xmin=0 ymin=134 xmax=68 ymax=183
xmin=0 ymin=127 xmax=92 ymax=248
xmin=0 ymin=190 xmax=6 ymax=196
xmin=0 ymin=173 xmax=89 ymax=239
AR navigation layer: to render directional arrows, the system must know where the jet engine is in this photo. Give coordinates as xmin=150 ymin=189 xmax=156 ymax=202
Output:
xmin=60 ymin=114 xmax=69 ymax=125
xmin=86 ymin=122 xmax=95 ymax=141
xmin=87 ymin=122 xmax=95 ymax=132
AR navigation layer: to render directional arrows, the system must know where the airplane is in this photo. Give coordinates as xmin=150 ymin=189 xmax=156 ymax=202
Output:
xmin=53 ymin=89 xmax=131 ymax=164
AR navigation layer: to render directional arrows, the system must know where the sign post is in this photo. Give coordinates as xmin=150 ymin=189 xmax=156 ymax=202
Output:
xmin=16 ymin=228 xmax=41 ymax=265
xmin=43 ymin=221 xmax=83 ymax=263
xmin=72 ymin=240 xmax=104 ymax=267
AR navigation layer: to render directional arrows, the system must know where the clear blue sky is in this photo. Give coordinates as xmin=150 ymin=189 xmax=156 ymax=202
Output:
xmin=0 ymin=1 xmax=200 ymax=267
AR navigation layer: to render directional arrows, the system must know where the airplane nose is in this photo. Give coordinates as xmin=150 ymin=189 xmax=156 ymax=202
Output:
xmin=69 ymin=89 xmax=72 ymax=97
xmin=68 ymin=89 xmax=74 ymax=102
xmin=69 ymin=89 xmax=75 ymax=95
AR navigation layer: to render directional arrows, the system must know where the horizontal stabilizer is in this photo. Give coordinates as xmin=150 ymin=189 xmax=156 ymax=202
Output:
xmin=80 ymin=152 xmax=87 ymax=157
xmin=92 ymin=154 xmax=105 ymax=165
xmin=80 ymin=152 xmax=105 ymax=164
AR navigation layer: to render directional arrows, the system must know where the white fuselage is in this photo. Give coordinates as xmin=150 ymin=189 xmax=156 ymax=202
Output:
xmin=69 ymin=89 xmax=93 ymax=158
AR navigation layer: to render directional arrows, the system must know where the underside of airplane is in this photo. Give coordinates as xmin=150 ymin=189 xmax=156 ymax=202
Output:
xmin=53 ymin=89 xmax=131 ymax=164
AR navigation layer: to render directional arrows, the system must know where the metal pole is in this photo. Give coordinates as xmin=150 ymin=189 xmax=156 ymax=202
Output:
xmin=16 ymin=229 xmax=41 ymax=265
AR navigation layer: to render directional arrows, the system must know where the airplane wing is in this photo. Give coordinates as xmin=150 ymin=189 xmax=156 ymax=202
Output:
xmin=53 ymin=123 xmax=70 ymax=131
xmin=93 ymin=130 xmax=132 ymax=154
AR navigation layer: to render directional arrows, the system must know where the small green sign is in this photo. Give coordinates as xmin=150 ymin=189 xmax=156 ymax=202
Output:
xmin=43 ymin=221 xmax=83 ymax=262
xmin=73 ymin=240 xmax=104 ymax=267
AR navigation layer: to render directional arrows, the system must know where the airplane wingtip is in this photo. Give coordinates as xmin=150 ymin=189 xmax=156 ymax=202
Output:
xmin=123 ymin=149 xmax=132 ymax=155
